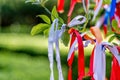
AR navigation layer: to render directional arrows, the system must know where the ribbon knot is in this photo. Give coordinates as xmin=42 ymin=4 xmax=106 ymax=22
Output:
xmin=48 ymin=19 xmax=66 ymax=80
xmin=67 ymin=28 xmax=85 ymax=80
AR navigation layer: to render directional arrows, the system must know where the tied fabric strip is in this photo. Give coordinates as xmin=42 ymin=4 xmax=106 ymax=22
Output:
xmin=68 ymin=15 xmax=86 ymax=27
xmin=48 ymin=19 xmax=66 ymax=80
xmin=67 ymin=0 xmax=82 ymax=22
xmin=92 ymin=0 xmax=103 ymax=21
xmin=57 ymin=0 xmax=64 ymax=13
xmin=67 ymin=28 xmax=85 ymax=80
xmin=109 ymin=0 xmax=116 ymax=19
xmin=82 ymin=0 xmax=90 ymax=13
xmin=93 ymin=42 xmax=106 ymax=80
xmin=88 ymin=42 xmax=120 ymax=80
xmin=110 ymin=56 xmax=120 ymax=80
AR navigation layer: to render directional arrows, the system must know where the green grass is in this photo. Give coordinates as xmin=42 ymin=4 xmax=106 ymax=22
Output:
xmin=0 ymin=50 xmax=68 ymax=80
xmin=0 ymin=33 xmax=113 ymax=80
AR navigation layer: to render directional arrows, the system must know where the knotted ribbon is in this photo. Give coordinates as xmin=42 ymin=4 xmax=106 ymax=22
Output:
xmin=48 ymin=19 xmax=66 ymax=80
xmin=67 ymin=28 xmax=85 ymax=80
xmin=88 ymin=42 xmax=120 ymax=80
xmin=88 ymin=27 xmax=120 ymax=80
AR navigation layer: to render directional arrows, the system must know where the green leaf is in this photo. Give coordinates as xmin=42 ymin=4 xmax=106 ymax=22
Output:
xmin=115 ymin=33 xmax=120 ymax=40
xmin=58 ymin=17 xmax=64 ymax=24
xmin=40 ymin=0 xmax=48 ymax=6
xmin=25 ymin=0 xmax=40 ymax=4
xmin=106 ymin=31 xmax=114 ymax=37
xmin=108 ymin=35 xmax=115 ymax=42
xmin=112 ymin=20 xmax=118 ymax=30
xmin=103 ymin=0 xmax=111 ymax=4
xmin=43 ymin=28 xmax=50 ymax=37
xmin=51 ymin=6 xmax=59 ymax=21
xmin=31 ymin=23 xmax=50 ymax=36
xmin=61 ymin=31 xmax=70 ymax=46
xmin=37 ymin=15 xmax=51 ymax=24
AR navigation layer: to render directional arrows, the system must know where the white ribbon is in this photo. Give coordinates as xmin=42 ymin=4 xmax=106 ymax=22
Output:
xmin=102 ymin=42 xmax=120 ymax=65
xmin=48 ymin=19 xmax=66 ymax=80
xmin=116 ymin=0 xmax=120 ymax=3
xmin=93 ymin=42 xmax=120 ymax=80
xmin=92 ymin=0 xmax=103 ymax=21
xmin=82 ymin=0 xmax=90 ymax=13
xmin=93 ymin=42 xmax=106 ymax=80
xmin=67 ymin=32 xmax=88 ymax=61
xmin=95 ymin=15 xmax=104 ymax=28
xmin=67 ymin=38 xmax=77 ymax=60
xmin=68 ymin=15 xmax=86 ymax=27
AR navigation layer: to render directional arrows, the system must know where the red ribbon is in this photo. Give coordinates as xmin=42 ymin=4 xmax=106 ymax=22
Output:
xmin=57 ymin=0 xmax=65 ymax=13
xmin=110 ymin=56 xmax=120 ymax=80
xmin=117 ymin=46 xmax=120 ymax=53
xmin=103 ymin=25 xmax=107 ymax=37
xmin=87 ymin=47 xmax=95 ymax=80
xmin=67 ymin=0 xmax=82 ymax=23
xmin=68 ymin=28 xmax=85 ymax=80
xmin=116 ymin=2 xmax=120 ymax=18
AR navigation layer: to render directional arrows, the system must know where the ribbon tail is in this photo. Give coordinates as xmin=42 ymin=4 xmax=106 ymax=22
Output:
xmin=48 ymin=42 xmax=54 ymax=80
xmin=55 ymin=40 xmax=64 ymax=80
xmin=93 ymin=43 xmax=106 ymax=80
xmin=103 ymin=25 xmax=108 ymax=37
xmin=68 ymin=0 xmax=77 ymax=17
xmin=82 ymin=0 xmax=87 ymax=13
xmin=67 ymin=33 xmax=76 ymax=80
xmin=92 ymin=0 xmax=103 ymax=21
xmin=110 ymin=56 xmax=120 ymax=80
xmin=87 ymin=47 xmax=95 ymax=80
xmin=74 ymin=30 xmax=85 ymax=80
xmin=57 ymin=0 xmax=64 ymax=13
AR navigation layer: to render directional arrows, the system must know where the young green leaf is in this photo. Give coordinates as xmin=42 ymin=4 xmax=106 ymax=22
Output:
xmin=37 ymin=15 xmax=51 ymax=24
xmin=112 ymin=20 xmax=118 ymax=30
xmin=115 ymin=33 xmax=120 ymax=40
xmin=103 ymin=0 xmax=111 ymax=4
xmin=108 ymin=35 xmax=115 ymax=42
xmin=58 ymin=17 xmax=64 ymax=24
xmin=41 ymin=0 xmax=48 ymax=6
xmin=61 ymin=31 xmax=70 ymax=46
xmin=43 ymin=28 xmax=50 ymax=37
xmin=31 ymin=23 xmax=50 ymax=36
xmin=51 ymin=6 xmax=59 ymax=21
xmin=25 ymin=0 xmax=40 ymax=4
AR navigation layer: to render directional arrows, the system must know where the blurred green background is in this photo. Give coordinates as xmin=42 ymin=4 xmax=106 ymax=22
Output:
xmin=0 ymin=0 xmax=113 ymax=80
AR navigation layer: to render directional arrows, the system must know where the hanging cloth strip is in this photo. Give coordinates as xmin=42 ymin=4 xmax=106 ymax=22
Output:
xmin=48 ymin=19 xmax=66 ymax=80
xmin=92 ymin=0 xmax=103 ymax=21
xmin=57 ymin=0 xmax=65 ymax=13
xmin=68 ymin=15 xmax=86 ymax=27
xmin=110 ymin=56 xmax=120 ymax=80
xmin=88 ymin=42 xmax=120 ymax=80
xmin=109 ymin=0 xmax=116 ymax=20
xmin=67 ymin=0 xmax=82 ymax=22
xmin=88 ymin=26 xmax=120 ymax=80
xmin=82 ymin=0 xmax=90 ymax=13
xmin=67 ymin=28 xmax=85 ymax=80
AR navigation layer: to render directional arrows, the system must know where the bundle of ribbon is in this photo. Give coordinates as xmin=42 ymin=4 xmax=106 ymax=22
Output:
xmin=48 ymin=19 xmax=66 ymax=80
xmin=47 ymin=0 xmax=120 ymax=80
xmin=88 ymin=27 xmax=120 ymax=80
